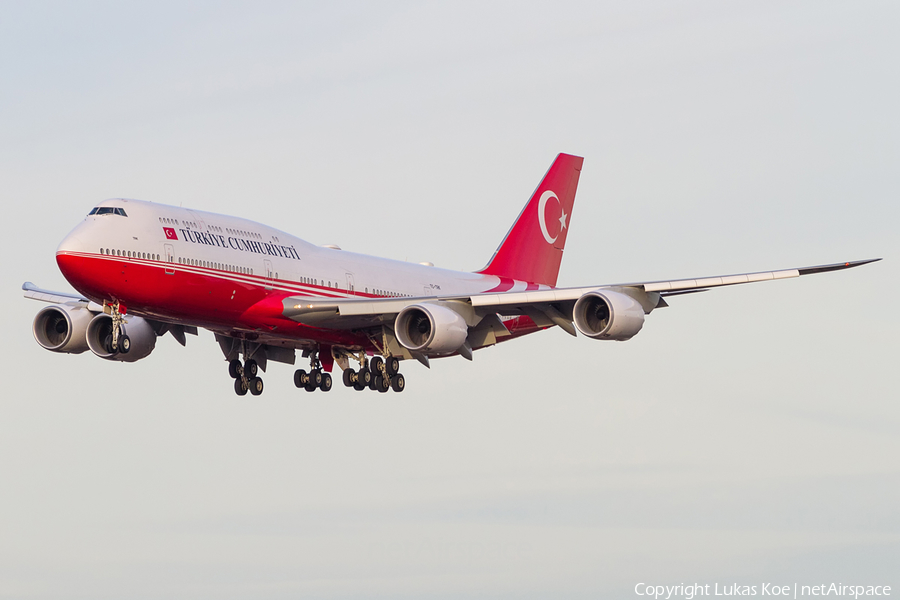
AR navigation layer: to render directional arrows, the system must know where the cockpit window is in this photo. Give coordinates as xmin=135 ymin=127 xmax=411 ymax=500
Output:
xmin=88 ymin=207 xmax=128 ymax=217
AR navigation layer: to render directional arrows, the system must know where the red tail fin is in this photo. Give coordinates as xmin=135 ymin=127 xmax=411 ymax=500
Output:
xmin=478 ymin=153 xmax=583 ymax=287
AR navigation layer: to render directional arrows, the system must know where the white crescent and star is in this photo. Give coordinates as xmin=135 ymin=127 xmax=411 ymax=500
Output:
xmin=537 ymin=190 xmax=568 ymax=245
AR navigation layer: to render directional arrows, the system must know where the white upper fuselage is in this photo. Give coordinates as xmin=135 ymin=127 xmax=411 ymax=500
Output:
xmin=58 ymin=198 xmax=546 ymax=308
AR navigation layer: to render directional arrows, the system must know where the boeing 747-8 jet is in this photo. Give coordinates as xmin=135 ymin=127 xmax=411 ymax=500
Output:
xmin=26 ymin=154 xmax=879 ymax=395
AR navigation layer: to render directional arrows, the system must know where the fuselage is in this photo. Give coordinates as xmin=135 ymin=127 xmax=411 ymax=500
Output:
xmin=56 ymin=198 xmax=545 ymax=350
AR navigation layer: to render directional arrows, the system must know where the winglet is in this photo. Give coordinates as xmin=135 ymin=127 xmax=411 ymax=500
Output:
xmin=798 ymin=258 xmax=882 ymax=276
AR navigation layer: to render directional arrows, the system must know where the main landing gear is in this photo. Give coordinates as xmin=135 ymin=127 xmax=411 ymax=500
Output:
xmin=103 ymin=301 xmax=131 ymax=355
xmin=229 ymin=357 xmax=264 ymax=396
xmin=293 ymin=349 xmax=333 ymax=393
xmin=342 ymin=353 xmax=405 ymax=394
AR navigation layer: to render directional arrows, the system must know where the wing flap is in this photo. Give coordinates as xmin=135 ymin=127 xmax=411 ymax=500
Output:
xmin=644 ymin=268 xmax=800 ymax=292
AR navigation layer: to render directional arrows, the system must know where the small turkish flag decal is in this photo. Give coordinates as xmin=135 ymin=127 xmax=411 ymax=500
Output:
xmin=163 ymin=227 xmax=178 ymax=240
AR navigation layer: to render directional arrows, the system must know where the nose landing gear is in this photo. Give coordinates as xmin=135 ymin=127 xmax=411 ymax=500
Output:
xmin=103 ymin=300 xmax=130 ymax=355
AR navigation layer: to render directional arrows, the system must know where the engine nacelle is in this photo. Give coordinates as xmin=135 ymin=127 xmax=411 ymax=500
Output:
xmin=395 ymin=303 xmax=469 ymax=355
xmin=572 ymin=289 xmax=645 ymax=341
xmin=86 ymin=314 xmax=157 ymax=362
xmin=32 ymin=304 xmax=93 ymax=354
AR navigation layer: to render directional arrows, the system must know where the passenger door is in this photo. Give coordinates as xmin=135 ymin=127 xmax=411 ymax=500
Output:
xmin=264 ymin=259 xmax=274 ymax=290
xmin=164 ymin=244 xmax=175 ymax=274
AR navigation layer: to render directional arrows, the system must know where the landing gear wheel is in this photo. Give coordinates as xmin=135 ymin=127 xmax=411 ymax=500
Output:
xmin=244 ymin=359 xmax=258 ymax=378
xmin=249 ymin=377 xmax=264 ymax=396
xmin=375 ymin=375 xmax=390 ymax=393
xmin=370 ymin=356 xmax=384 ymax=376
xmin=294 ymin=369 xmax=308 ymax=388
xmin=229 ymin=359 xmax=243 ymax=379
xmin=305 ymin=369 xmax=321 ymax=392
xmin=385 ymin=356 xmax=400 ymax=376
xmin=368 ymin=373 xmax=378 ymax=391
xmin=234 ymin=378 xmax=248 ymax=396
xmin=353 ymin=368 xmax=369 ymax=391
xmin=104 ymin=334 xmax=115 ymax=354
xmin=320 ymin=373 xmax=332 ymax=392
xmin=342 ymin=369 xmax=354 ymax=387
xmin=119 ymin=335 xmax=131 ymax=354
xmin=390 ymin=373 xmax=405 ymax=392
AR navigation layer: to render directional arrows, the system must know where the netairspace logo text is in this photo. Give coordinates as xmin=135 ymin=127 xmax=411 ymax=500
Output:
xmin=635 ymin=583 xmax=892 ymax=600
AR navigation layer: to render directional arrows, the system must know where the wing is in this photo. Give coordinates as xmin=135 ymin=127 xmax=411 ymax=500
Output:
xmin=281 ymin=259 xmax=881 ymax=332
xmin=22 ymin=281 xmax=93 ymax=305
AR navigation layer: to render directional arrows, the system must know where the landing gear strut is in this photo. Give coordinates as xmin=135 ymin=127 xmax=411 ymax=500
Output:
xmin=294 ymin=348 xmax=332 ymax=393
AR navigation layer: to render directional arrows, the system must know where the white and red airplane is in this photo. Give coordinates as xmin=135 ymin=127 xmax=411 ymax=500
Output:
xmin=27 ymin=153 xmax=878 ymax=395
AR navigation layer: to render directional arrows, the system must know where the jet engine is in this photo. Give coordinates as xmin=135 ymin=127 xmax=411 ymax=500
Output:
xmin=572 ymin=289 xmax=645 ymax=341
xmin=395 ymin=303 xmax=469 ymax=355
xmin=86 ymin=314 xmax=157 ymax=362
xmin=32 ymin=304 xmax=93 ymax=354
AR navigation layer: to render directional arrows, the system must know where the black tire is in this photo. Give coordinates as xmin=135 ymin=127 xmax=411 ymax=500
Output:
xmin=342 ymin=369 xmax=354 ymax=387
xmin=249 ymin=377 xmax=264 ymax=396
xmin=244 ymin=359 xmax=258 ymax=378
xmin=229 ymin=359 xmax=242 ymax=379
xmin=234 ymin=378 xmax=248 ymax=396
xmin=352 ymin=368 xmax=369 ymax=390
xmin=119 ymin=335 xmax=131 ymax=354
xmin=305 ymin=381 xmax=317 ymax=392
xmin=385 ymin=356 xmax=400 ymax=376
xmin=320 ymin=372 xmax=333 ymax=392
xmin=368 ymin=372 xmax=378 ymax=390
xmin=311 ymin=369 xmax=323 ymax=386
xmin=104 ymin=334 xmax=115 ymax=354
xmin=375 ymin=375 xmax=389 ymax=393
xmin=390 ymin=373 xmax=405 ymax=392
xmin=370 ymin=356 xmax=384 ymax=376
xmin=294 ymin=369 xmax=308 ymax=388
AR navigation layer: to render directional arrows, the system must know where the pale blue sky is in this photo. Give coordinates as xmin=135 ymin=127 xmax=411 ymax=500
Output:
xmin=2 ymin=2 xmax=898 ymax=598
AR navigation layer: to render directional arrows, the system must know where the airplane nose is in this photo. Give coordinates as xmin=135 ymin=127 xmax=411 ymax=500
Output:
xmin=56 ymin=230 xmax=85 ymax=255
xmin=55 ymin=225 xmax=95 ymax=296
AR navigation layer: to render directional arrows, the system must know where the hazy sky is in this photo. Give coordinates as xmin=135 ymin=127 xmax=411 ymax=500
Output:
xmin=2 ymin=2 xmax=898 ymax=598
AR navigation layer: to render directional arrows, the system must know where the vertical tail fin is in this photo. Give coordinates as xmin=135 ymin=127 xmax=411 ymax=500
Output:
xmin=477 ymin=153 xmax=583 ymax=287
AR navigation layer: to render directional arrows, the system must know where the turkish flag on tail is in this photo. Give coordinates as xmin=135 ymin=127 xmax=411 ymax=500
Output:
xmin=163 ymin=227 xmax=178 ymax=240
xmin=477 ymin=153 xmax=583 ymax=288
